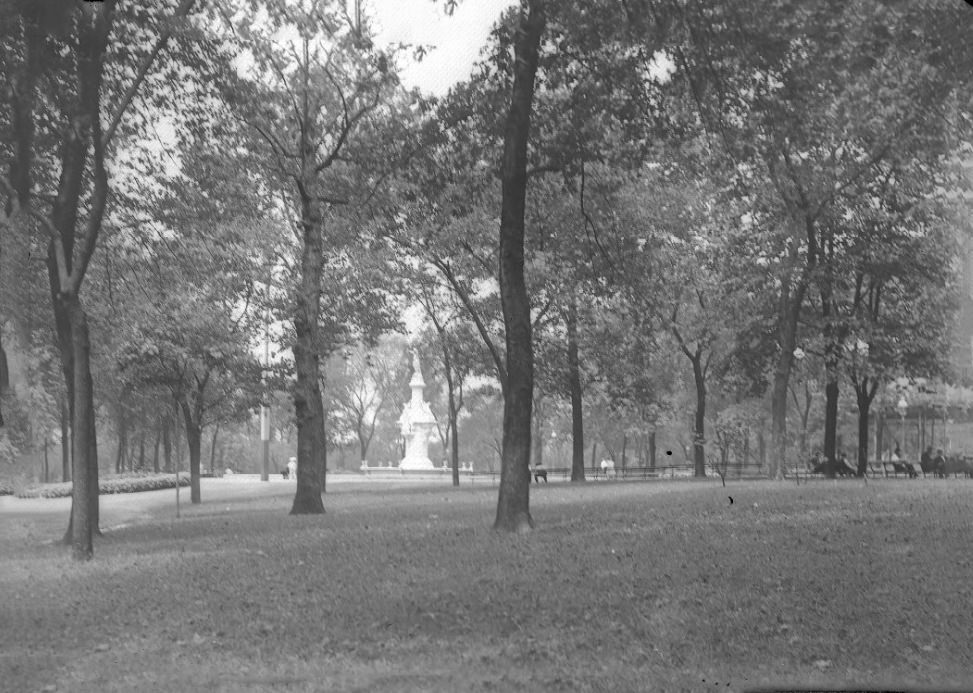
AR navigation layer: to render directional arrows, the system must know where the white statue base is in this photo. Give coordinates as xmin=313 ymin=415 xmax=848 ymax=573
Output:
xmin=399 ymin=455 xmax=435 ymax=470
xmin=398 ymin=352 xmax=438 ymax=472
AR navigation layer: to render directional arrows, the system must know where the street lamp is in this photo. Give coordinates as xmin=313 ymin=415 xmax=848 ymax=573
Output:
xmin=896 ymin=396 xmax=908 ymax=461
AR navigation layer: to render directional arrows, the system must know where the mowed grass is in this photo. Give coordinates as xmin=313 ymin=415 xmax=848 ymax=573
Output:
xmin=2 ymin=477 xmax=973 ymax=693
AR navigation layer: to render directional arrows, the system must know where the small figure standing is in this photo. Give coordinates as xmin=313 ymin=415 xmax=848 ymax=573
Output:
xmin=287 ymin=456 xmax=297 ymax=481
xmin=600 ymin=458 xmax=608 ymax=479
xmin=933 ymin=448 xmax=947 ymax=478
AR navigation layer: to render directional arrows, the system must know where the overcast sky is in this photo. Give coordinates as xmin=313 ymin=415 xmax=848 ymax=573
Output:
xmin=367 ymin=0 xmax=517 ymax=96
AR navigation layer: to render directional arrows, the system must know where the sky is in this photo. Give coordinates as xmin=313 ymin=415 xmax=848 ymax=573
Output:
xmin=366 ymin=0 xmax=517 ymax=96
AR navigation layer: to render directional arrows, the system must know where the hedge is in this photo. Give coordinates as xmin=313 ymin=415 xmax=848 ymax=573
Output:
xmin=15 ymin=473 xmax=190 ymax=499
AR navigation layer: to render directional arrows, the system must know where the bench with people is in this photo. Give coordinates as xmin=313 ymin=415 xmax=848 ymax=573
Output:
xmin=805 ymin=450 xmax=857 ymax=477
xmin=530 ymin=460 xmax=548 ymax=483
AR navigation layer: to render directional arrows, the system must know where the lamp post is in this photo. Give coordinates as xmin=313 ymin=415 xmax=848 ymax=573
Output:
xmin=896 ymin=396 xmax=908 ymax=461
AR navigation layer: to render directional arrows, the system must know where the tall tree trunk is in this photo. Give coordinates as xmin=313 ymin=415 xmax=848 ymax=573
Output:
xmin=67 ymin=295 xmax=98 ymax=560
xmin=493 ymin=0 xmax=545 ymax=533
xmin=770 ymin=269 xmax=806 ymax=479
xmin=855 ymin=388 xmax=870 ymax=476
xmin=114 ymin=402 xmax=127 ymax=474
xmin=61 ymin=393 xmax=71 ymax=482
xmin=533 ymin=407 xmax=543 ymax=468
xmin=137 ymin=433 xmax=145 ymax=471
xmin=449 ymin=390 xmax=460 ymax=486
xmin=179 ymin=400 xmax=202 ymax=504
xmin=172 ymin=400 xmax=182 ymax=469
xmin=567 ymin=298 xmax=585 ymax=481
xmin=447 ymin=372 xmax=460 ymax=486
xmin=648 ymin=428 xmax=656 ymax=470
xmin=820 ymin=271 xmax=842 ymax=476
xmin=153 ymin=421 xmax=161 ymax=473
xmin=823 ymin=379 xmax=839 ymax=477
xmin=209 ymin=423 xmax=219 ymax=475
xmin=691 ymin=353 xmax=706 ymax=477
xmin=875 ymin=407 xmax=884 ymax=463
xmin=290 ymin=186 xmax=326 ymax=515
xmin=54 ymin=295 xmax=100 ymax=548
xmin=162 ymin=415 xmax=172 ymax=473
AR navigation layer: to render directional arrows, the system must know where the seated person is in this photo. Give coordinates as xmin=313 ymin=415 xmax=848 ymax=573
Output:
xmin=836 ymin=452 xmax=855 ymax=476
xmin=920 ymin=446 xmax=934 ymax=475
xmin=808 ymin=450 xmax=824 ymax=473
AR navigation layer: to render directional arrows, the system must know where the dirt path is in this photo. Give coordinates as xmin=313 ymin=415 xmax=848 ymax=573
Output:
xmin=0 ymin=479 xmax=299 ymax=550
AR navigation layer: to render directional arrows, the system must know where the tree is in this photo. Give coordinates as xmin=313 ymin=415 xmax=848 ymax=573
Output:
xmin=223 ymin=0 xmax=405 ymax=514
xmin=0 ymin=0 xmax=209 ymax=559
xmin=492 ymin=0 xmax=546 ymax=532
xmin=656 ymin=0 xmax=973 ymax=477
xmin=326 ymin=336 xmax=409 ymax=467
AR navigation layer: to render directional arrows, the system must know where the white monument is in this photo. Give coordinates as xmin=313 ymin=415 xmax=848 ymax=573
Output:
xmin=398 ymin=352 xmax=437 ymax=470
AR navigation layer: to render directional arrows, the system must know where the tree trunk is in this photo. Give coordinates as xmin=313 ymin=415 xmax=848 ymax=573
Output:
xmin=114 ymin=405 xmax=127 ymax=474
xmin=533 ymin=408 xmax=543 ymax=467
xmin=67 ymin=295 xmax=98 ymax=561
xmin=209 ymin=423 xmax=219 ymax=476
xmin=648 ymin=429 xmax=656 ymax=470
xmin=358 ymin=433 xmax=368 ymax=467
xmin=493 ymin=0 xmax=545 ymax=533
xmin=179 ymin=400 xmax=202 ymax=504
xmin=567 ymin=299 xmax=585 ymax=481
xmin=61 ymin=393 xmax=71 ymax=482
xmin=172 ymin=401 xmax=182 ymax=469
xmin=770 ymin=271 xmax=805 ymax=479
xmin=855 ymin=388 xmax=870 ymax=477
xmin=290 ymin=185 xmax=326 ymax=515
xmin=162 ymin=415 xmax=172 ymax=473
xmin=692 ymin=353 xmax=706 ymax=477
xmin=153 ymin=421 xmax=161 ymax=473
xmin=875 ymin=407 xmax=884 ymax=463
xmin=446 ymin=367 xmax=460 ymax=487
xmin=137 ymin=433 xmax=145 ymax=472
xmin=449 ymin=389 xmax=460 ymax=486
xmin=823 ymin=379 xmax=839 ymax=477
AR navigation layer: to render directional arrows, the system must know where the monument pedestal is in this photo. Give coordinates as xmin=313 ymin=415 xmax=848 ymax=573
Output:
xmin=398 ymin=352 xmax=437 ymax=470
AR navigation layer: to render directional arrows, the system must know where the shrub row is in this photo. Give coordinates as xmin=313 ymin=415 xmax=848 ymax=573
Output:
xmin=0 ymin=482 xmax=14 ymax=496
xmin=15 ymin=473 xmax=190 ymax=499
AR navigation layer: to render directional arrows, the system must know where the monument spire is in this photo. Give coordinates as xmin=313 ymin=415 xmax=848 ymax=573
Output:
xmin=398 ymin=350 xmax=437 ymax=469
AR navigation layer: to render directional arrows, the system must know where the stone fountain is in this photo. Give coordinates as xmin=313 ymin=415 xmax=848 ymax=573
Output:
xmin=397 ymin=352 xmax=437 ymax=470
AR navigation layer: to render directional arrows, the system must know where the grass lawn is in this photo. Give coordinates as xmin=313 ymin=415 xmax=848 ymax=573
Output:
xmin=2 ymin=476 xmax=973 ymax=693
